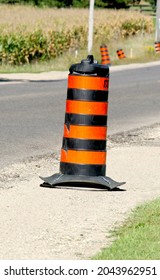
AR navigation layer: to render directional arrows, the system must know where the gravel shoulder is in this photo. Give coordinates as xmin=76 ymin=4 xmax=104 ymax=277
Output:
xmin=0 ymin=123 xmax=160 ymax=260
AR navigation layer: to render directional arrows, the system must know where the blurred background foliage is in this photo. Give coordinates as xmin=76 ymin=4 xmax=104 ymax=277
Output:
xmin=0 ymin=0 xmax=156 ymax=10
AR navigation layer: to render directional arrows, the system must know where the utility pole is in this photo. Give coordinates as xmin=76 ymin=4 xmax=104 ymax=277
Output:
xmin=155 ymin=0 xmax=160 ymax=41
xmin=88 ymin=0 xmax=95 ymax=54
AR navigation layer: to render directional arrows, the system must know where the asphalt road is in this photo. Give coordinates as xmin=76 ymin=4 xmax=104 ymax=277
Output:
xmin=0 ymin=64 xmax=160 ymax=169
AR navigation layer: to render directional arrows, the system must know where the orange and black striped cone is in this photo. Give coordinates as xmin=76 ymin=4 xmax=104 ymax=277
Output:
xmin=40 ymin=55 xmax=125 ymax=190
xmin=100 ymin=45 xmax=111 ymax=65
xmin=155 ymin=42 xmax=160 ymax=53
xmin=117 ymin=49 xmax=126 ymax=59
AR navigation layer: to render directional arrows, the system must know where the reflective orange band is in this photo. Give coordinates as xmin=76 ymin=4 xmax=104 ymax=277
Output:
xmin=100 ymin=47 xmax=108 ymax=51
xmin=60 ymin=149 xmax=106 ymax=165
xmin=63 ymin=124 xmax=107 ymax=140
xmin=66 ymin=100 xmax=108 ymax=115
xmin=68 ymin=75 xmax=109 ymax=91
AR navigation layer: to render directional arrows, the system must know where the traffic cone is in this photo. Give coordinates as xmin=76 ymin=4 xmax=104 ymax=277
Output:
xmin=154 ymin=42 xmax=160 ymax=53
xmin=100 ymin=45 xmax=111 ymax=65
xmin=40 ymin=55 xmax=125 ymax=190
xmin=117 ymin=49 xmax=126 ymax=59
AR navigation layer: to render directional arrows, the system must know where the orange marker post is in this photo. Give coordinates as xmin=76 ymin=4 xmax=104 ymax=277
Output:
xmin=100 ymin=45 xmax=111 ymax=65
xmin=155 ymin=42 xmax=160 ymax=53
xmin=117 ymin=49 xmax=126 ymax=59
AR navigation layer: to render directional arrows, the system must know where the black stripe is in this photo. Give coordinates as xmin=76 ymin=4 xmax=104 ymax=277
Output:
xmin=67 ymin=88 xmax=108 ymax=102
xmin=60 ymin=162 xmax=106 ymax=176
xmin=65 ymin=113 xmax=107 ymax=126
xmin=62 ymin=138 xmax=106 ymax=151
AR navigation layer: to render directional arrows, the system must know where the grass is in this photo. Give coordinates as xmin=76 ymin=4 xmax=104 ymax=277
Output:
xmin=1 ymin=4 xmax=160 ymax=261
xmin=93 ymin=198 xmax=160 ymax=260
xmin=0 ymin=4 xmax=159 ymax=73
xmin=0 ymin=33 xmax=159 ymax=73
xmin=0 ymin=5 xmax=153 ymax=33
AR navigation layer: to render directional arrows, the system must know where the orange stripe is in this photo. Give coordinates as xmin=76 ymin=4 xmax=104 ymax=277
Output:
xmin=60 ymin=149 xmax=106 ymax=165
xmin=66 ymin=100 xmax=108 ymax=115
xmin=68 ymin=75 xmax=109 ymax=91
xmin=63 ymin=124 xmax=107 ymax=140
xmin=102 ymin=57 xmax=110 ymax=61
xmin=155 ymin=45 xmax=160 ymax=50
xmin=102 ymin=61 xmax=110 ymax=65
xmin=100 ymin=47 xmax=108 ymax=51
xmin=100 ymin=51 xmax=108 ymax=54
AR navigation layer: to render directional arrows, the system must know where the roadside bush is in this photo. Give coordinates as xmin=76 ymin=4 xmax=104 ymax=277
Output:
xmin=0 ymin=31 xmax=45 ymax=64
xmin=0 ymin=29 xmax=84 ymax=65
xmin=120 ymin=17 xmax=152 ymax=37
xmin=0 ymin=7 xmax=154 ymax=65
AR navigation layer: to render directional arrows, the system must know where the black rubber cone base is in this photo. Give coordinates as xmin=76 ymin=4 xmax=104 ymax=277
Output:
xmin=39 ymin=173 xmax=125 ymax=190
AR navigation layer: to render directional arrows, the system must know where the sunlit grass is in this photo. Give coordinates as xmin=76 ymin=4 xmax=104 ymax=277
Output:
xmin=0 ymin=5 xmax=153 ymax=34
xmin=93 ymin=198 xmax=160 ymax=260
xmin=0 ymin=32 xmax=159 ymax=73
xmin=0 ymin=4 xmax=158 ymax=73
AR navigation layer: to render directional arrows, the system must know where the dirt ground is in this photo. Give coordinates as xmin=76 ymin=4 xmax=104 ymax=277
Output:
xmin=0 ymin=123 xmax=160 ymax=260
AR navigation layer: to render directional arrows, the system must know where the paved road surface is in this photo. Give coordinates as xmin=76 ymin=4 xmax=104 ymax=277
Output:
xmin=0 ymin=64 xmax=160 ymax=169
xmin=0 ymin=63 xmax=160 ymax=260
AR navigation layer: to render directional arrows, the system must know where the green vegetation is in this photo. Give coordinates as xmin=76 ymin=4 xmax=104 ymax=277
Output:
xmin=0 ymin=29 xmax=78 ymax=65
xmin=93 ymin=198 xmax=160 ymax=260
xmin=145 ymin=0 xmax=156 ymax=11
xmin=0 ymin=5 xmax=154 ymax=67
xmin=0 ymin=0 xmax=143 ymax=8
xmin=0 ymin=32 xmax=158 ymax=73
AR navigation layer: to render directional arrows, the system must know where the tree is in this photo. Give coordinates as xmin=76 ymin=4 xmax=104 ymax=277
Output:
xmin=95 ymin=0 xmax=140 ymax=8
xmin=0 ymin=0 xmax=142 ymax=7
xmin=145 ymin=0 xmax=157 ymax=11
